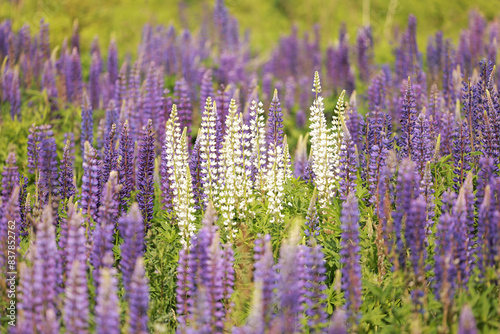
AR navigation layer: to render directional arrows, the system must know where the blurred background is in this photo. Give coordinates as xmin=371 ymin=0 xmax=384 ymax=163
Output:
xmin=1 ymin=0 xmax=497 ymax=60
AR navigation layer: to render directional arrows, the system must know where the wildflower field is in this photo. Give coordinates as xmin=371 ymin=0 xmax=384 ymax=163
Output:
xmin=1 ymin=0 xmax=500 ymax=333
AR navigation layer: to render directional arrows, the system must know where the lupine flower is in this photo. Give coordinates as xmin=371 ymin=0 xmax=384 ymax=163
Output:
xmin=67 ymin=47 xmax=82 ymax=103
xmin=328 ymin=309 xmax=348 ymax=334
xmin=293 ymin=134 xmax=308 ymax=179
xmin=38 ymin=127 xmax=59 ymax=207
xmin=345 ymin=93 xmax=364 ymax=150
xmin=120 ymin=203 xmax=145 ymax=296
xmin=452 ymin=120 xmax=472 ymax=192
xmin=267 ymin=89 xmax=284 ymax=150
xmin=200 ymin=69 xmax=214 ymax=112
xmin=458 ymin=304 xmax=478 ymax=334
xmin=420 ymin=161 xmax=435 ymax=235
xmin=309 ymin=72 xmax=337 ymax=209
xmin=136 ymin=119 xmax=156 ymax=227
xmin=339 ymin=122 xmax=357 ymax=201
xmin=18 ymin=175 xmax=29 ymax=237
xmin=175 ymin=78 xmax=193 ymax=143
xmin=63 ymin=260 xmax=89 ymax=333
xmin=340 ymin=192 xmax=362 ymax=321
xmin=303 ymin=244 xmax=328 ymax=332
xmin=399 ymin=77 xmax=418 ymax=159
xmin=96 ymin=266 xmax=121 ymax=334
xmin=90 ymin=51 xmax=101 ymax=109
xmin=264 ymin=136 xmax=289 ymax=224
xmin=412 ymin=112 xmax=433 ymax=176
xmin=253 ymin=234 xmax=275 ymax=329
xmin=59 ymin=140 xmax=76 ymax=202
xmin=198 ymin=97 xmax=219 ymax=206
xmin=305 ymin=190 xmax=321 ymax=238
xmin=81 ymin=92 xmax=94 ymax=152
xmin=92 ymin=171 xmax=120 ymax=282
xmin=248 ymin=100 xmax=267 ymax=195
xmin=105 ymin=99 xmax=119 ymax=136
xmin=63 ymin=201 xmax=87 ymax=283
xmin=356 ymin=26 xmax=373 ymax=82
xmin=27 ymin=123 xmax=41 ymax=175
xmin=367 ymin=132 xmax=389 ymax=205
xmin=1 ymin=151 xmax=19 ymax=205
xmin=18 ymin=259 xmax=37 ymax=333
xmin=81 ymin=141 xmax=101 ymax=223
xmin=33 ymin=205 xmax=59 ymax=332
xmin=127 ymin=257 xmax=149 ymax=334
xmin=190 ymin=137 xmax=205 ymax=210
xmin=118 ymin=120 xmax=134 ymax=215
xmin=107 ymin=38 xmax=118 ymax=87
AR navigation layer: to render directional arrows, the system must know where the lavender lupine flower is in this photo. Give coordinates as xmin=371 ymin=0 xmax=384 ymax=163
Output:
xmin=33 ymin=205 xmax=59 ymax=331
xmin=107 ymin=38 xmax=118 ymax=87
xmin=477 ymin=186 xmax=494 ymax=271
xmin=175 ymin=78 xmax=193 ymax=143
xmin=90 ymin=51 xmax=101 ymax=109
xmin=1 ymin=152 xmax=19 ymax=205
xmin=305 ymin=190 xmax=321 ymax=238
xmin=367 ymin=132 xmax=389 ymax=206
xmin=127 ymin=257 xmax=149 ymax=334
xmin=18 ymin=176 xmax=29 ymax=237
xmin=356 ymin=26 xmax=373 ymax=82
xmin=339 ymin=123 xmax=357 ymax=201
xmin=458 ymin=304 xmax=478 ymax=334
xmin=412 ymin=112 xmax=433 ymax=176
xmin=452 ymin=120 xmax=472 ymax=192
xmin=120 ymin=203 xmax=145 ymax=296
xmin=267 ymin=89 xmax=284 ymax=150
xmin=303 ymin=244 xmax=328 ymax=332
xmin=101 ymin=123 xmax=118 ymax=186
xmin=345 ymin=94 xmax=364 ymax=150
xmin=63 ymin=260 xmax=89 ymax=333
xmin=59 ymin=140 xmax=75 ymax=202
xmin=328 ymin=309 xmax=348 ymax=334
xmin=9 ymin=67 xmax=21 ymax=120
xmin=67 ymin=47 xmax=82 ymax=104
xmin=393 ymin=158 xmax=421 ymax=269
xmin=189 ymin=136 xmax=204 ymax=209
xmin=92 ymin=171 xmax=120 ymax=282
xmin=38 ymin=129 xmax=59 ymax=207
xmin=253 ymin=235 xmax=275 ymax=329
xmin=17 ymin=259 xmax=37 ymax=333
xmin=264 ymin=135 xmax=289 ymax=225
xmin=399 ymin=77 xmax=418 ymax=159
xmin=96 ymin=266 xmax=121 ymax=334
xmin=81 ymin=93 xmax=94 ymax=152
xmin=118 ymin=120 xmax=134 ymax=215
xmin=303 ymin=156 xmax=316 ymax=185
xmin=63 ymin=202 xmax=87 ymax=288
xmin=82 ymin=141 xmax=101 ymax=223
xmin=340 ymin=192 xmax=362 ymax=321
xmin=453 ymin=186 xmax=472 ymax=287
xmin=136 ymin=119 xmax=155 ymax=227
xmin=221 ymin=243 xmax=235 ymax=313
xmin=248 ymin=100 xmax=267 ymax=195
xmin=27 ymin=123 xmax=41 ymax=175
xmin=476 ymin=156 xmax=496 ymax=209
xmin=200 ymin=69 xmax=214 ymax=112
xmin=105 ymin=99 xmax=119 ymax=135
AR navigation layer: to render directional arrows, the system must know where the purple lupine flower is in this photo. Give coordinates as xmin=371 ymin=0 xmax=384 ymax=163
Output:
xmin=398 ymin=77 xmax=418 ymax=159
xmin=367 ymin=132 xmax=389 ymax=206
xmin=221 ymin=243 xmax=235 ymax=315
xmin=453 ymin=186 xmax=472 ymax=287
xmin=419 ymin=162 xmax=435 ymax=236
xmin=18 ymin=260 xmax=37 ymax=333
xmin=136 ymin=119 xmax=155 ymax=227
xmin=340 ymin=192 xmax=362 ymax=321
xmin=345 ymin=100 xmax=364 ymax=151
xmin=33 ymin=205 xmax=59 ymax=332
xmin=477 ymin=185 xmax=494 ymax=272
xmin=62 ymin=202 xmax=87 ymax=289
xmin=89 ymin=51 xmax=101 ymax=109
xmin=393 ymin=158 xmax=420 ymax=269
xmin=127 ymin=257 xmax=149 ymax=334
xmin=303 ymin=156 xmax=315 ymax=185
xmin=95 ymin=266 xmax=121 ymax=334
xmin=120 ymin=203 xmax=145 ymax=296
xmin=190 ymin=136 xmax=204 ymax=210
xmin=296 ymin=108 xmax=306 ymax=129
xmin=42 ymin=60 xmax=58 ymax=102
xmin=38 ymin=128 xmax=59 ymax=207
xmin=284 ymin=76 xmax=296 ymax=111
xmin=339 ymin=126 xmax=357 ymax=201
xmin=328 ymin=309 xmax=348 ymax=334
xmin=303 ymin=244 xmax=328 ymax=332
xmin=305 ymin=191 xmax=321 ymax=238
xmin=59 ymin=140 xmax=75 ymax=202
xmin=452 ymin=120 xmax=472 ymax=192
xmin=81 ymin=141 xmax=101 ymax=223
xmin=66 ymin=47 xmax=82 ymax=104
xmin=115 ymin=62 xmax=128 ymax=108
xmin=9 ymin=67 xmax=21 ymax=120
xmin=107 ymin=38 xmax=118 ymax=87
xmin=461 ymin=79 xmax=479 ymax=151
xmin=63 ymin=260 xmax=89 ymax=333
xmin=1 ymin=152 xmax=19 ymax=205
xmin=175 ymin=78 xmax=193 ymax=143
xmin=101 ymin=123 xmax=118 ymax=186
xmin=267 ymin=89 xmax=284 ymax=150
xmin=253 ymin=234 xmax=275 ymax=329
xmin=118 ymin=120 xmax=134 ymax=216
xmin=92 ymin=171 xmax=120 ymax=282
xmin=18 ymin=175 xmax=29 ymax=237
xmin=412 ymin=112 xmax=433 ymax=176
xmin=458 ymin=304 xmax=478 ymax=334
xmin=356 ymin=26 xmax=373 ymax=82
xmin=105 ymin=99 xmax=119 ymax=135
xmin=81 ymin=92 xmax=94 ymax=152
xmin=200 ymin=69 xmax=214 ymax=112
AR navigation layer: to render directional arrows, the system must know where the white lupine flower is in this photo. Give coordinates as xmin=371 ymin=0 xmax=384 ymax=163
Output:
xmin=308 ymin=71 xmax=338 ymax=209
xmin=164 ymin=105 xmax=196 ymax=245
xmin=264 ymin=142 xmax=289 ymax=224
xmin=198 ymin=97 xmax=218 ymax=206
xmin=216 ymin=99 xmax=252 ymax=238
xmin=249 ymin=100 xmax=267 ymax=196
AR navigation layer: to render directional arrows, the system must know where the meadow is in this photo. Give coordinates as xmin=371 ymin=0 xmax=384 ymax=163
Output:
xmin=0 ymin=0 xmax=500 ymax=333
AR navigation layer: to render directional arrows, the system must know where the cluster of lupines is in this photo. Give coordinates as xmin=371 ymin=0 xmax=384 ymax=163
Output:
xmin=2 ymin=2 xmax=500 ymax=332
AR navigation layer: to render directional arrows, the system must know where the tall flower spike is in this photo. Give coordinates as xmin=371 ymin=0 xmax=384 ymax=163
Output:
xmin=118 ymin=120 xmax=134 ymax=216
xmin=452 ymin=120 xmax=472 ymax=192
xmin=190 ymin=136 xmax=205 ymax=210
xmin=264 ymin=135 xmax=288 ymax=225
xmin=1 ymin=151 xmax=20 ymax=205
xmin=136 ymin=119 xmax=155 ymax=227
xmin=399 ymin=77 xmax=417 ymax=159
xmin=92 ymin=171 xmax=120 ymax=283
xmin=27 ymin=123 xmax=41 ymax=175
xmin=59 ymin=140 xmax=76 ymax=202
xmin=81 ymin=92 xmax=94 ymax=153
xmin=120 ymin=203 xmax=145 ymax=296
xmin=339 ymin=120 xmax=357 ymax=201
xmin=309 ymin=72 xmax=336 ymax=209
xmin=63 ymin=260 xmax=89 ymax=333
xmin=101 ymin=123 xmax=118 ymax=186
xmin=340 ymin=192 xmax=362 ymax=322
xmin=127 ymin=257 xmax=149 ymax=334
xmin=38 ymin=129 xmax=59 ymax=207
xmin=304 ymin=244 xmax=329 ymax=332
xmin=18 ymin=260 xmax=37 ymax=333
xmin=249 ymin=100 xmax=267 ymax=196
xmin=81 ymin=141 xmax=101 ymax=223
xmin=33 ymin=205 xmax=59 ymax=331
xmin=253 ymin=235 xmax=275 ymax=329
xmin=95 ymin=266 xmax=121 ymax=334
xmin=267 ymin=89 xmax=284 ymax=151
xmin=198 ymin=97 xmax=218 ymax=206
xmin=305 ymin=189 xmax=321 ymax=238
xmin=458 ymin=305 xmax=478 ymax=334
xmin=412 ymin=111 xmax=433 ymax=176
xmin=63 ymin=201 xmax=87 ymax=282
